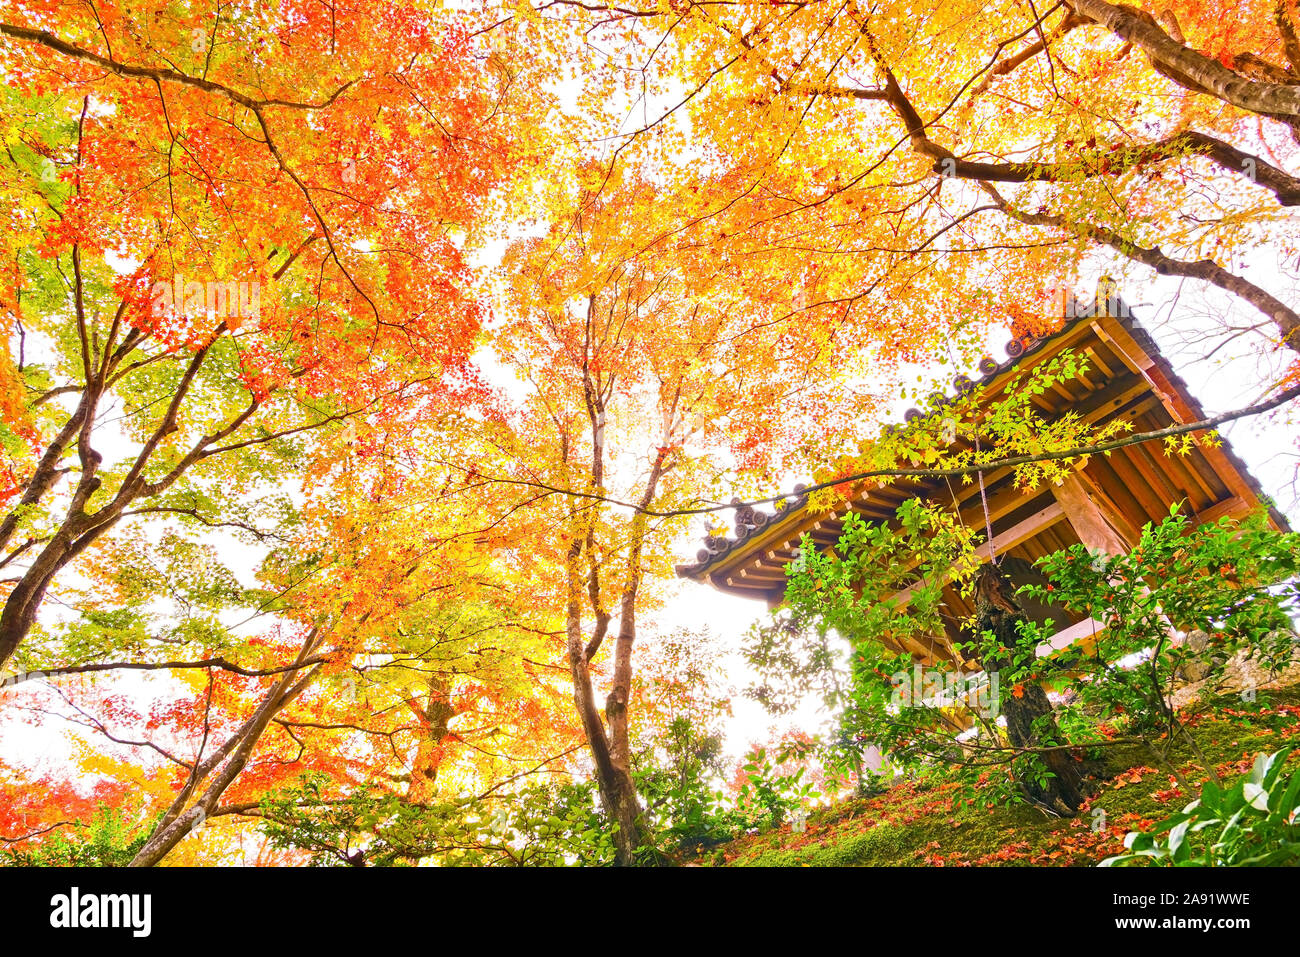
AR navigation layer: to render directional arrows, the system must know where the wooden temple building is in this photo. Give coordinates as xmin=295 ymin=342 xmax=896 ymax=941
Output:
xmin=676 ymin=286 xmax=1290 ymax=668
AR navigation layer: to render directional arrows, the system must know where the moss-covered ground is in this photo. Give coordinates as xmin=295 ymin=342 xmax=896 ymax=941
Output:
xmin=693 ymin=687 xmax=1300 ymax=867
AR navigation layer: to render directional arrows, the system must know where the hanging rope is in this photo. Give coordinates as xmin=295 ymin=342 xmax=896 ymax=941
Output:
xmin=974 ymin=435 xmax=998 ymax=567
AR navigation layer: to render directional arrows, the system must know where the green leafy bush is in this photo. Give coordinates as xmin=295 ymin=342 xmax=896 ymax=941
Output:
xmin=257 ymin=773 xmax=615 ymax=866
xmin=633 ymin=714 xmax=741 ymax=850
xmin=1102 ymin=748 xmax=1300 ymax=866
xmin=734 ymin=745 xmax=817 ymax=829
xmin=760 ymin=500 xmax=1299 ymax=814
xmin=1020 ymin=505 xmax=1300 ymax=740
xmin=0 ymin=805 xmax=156 ymax=867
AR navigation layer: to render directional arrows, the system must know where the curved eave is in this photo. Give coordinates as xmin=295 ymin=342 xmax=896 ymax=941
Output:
xmin=676 ymin=299 xmax=1290 ymax=597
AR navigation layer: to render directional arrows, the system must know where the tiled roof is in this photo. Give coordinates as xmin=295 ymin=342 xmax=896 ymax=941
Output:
xmin=676 ymin=291 xmax=1289 ymax=581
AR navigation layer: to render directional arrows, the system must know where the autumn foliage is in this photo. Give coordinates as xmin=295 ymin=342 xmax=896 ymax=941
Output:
xmin=0 ymin=0 xmax=1297 ymax=867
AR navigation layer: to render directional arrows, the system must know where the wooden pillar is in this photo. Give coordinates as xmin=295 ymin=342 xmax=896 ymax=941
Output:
xmin=1051 ymin=471 xmax=1205 ymax=681
xmin=1049 ymin=471 xmax=1131 ymax=556
xmin=1047 ymin=471 xmax=1131 ymax=662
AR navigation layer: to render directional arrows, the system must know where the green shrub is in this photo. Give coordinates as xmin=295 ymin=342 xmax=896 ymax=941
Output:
xmin=1102 ymin=747 xmax=1300 ymax=866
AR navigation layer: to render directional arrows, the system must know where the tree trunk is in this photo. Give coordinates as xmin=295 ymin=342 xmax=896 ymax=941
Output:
xmin=129 ymin=631 xmax=323 ymax=866
xmin=974 ymin=564 xmax=1089 ymax=816
xmin=567 ymin=650 xmax=645 ymax=864
xmin=1067 ymin=0 xmax=1300 ymax=121
xmin=601 ymin=765 xmax=645 ymax=865
xmin=563 ymin=534 xmax=647 ymax=865
xmin=406 ymin=673 xmax=454 ymax=804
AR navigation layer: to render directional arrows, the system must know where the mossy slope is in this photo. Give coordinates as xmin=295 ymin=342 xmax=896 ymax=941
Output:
xmin=699 ymin=688 xmax=1300 ymax=867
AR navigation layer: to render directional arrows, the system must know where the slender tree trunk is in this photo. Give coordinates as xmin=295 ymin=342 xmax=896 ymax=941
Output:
xmin=974 ymin=564 xmax=1089 ymax=815
xmin=554 ymin=352 xmax=666 ymax=865
xmin=129 ymin=631 xmax=323 ymax=866
xmin=563 ymin=533 xmax=646 ymax=864
xmin=406 ymin=673 xmax=454 ymax=803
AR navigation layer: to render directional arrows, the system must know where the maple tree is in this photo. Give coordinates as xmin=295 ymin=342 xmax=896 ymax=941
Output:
xmin=517 ymin=0 xmax=1300 ymax=374
xmin=1 ymin=419 xmax=585 ymax=865
xmin=0 ymin=0 xmax=516 ymax=674
xmin=0 ymin=0 xmax=551 ymax=865
xmin=484 ymin=165 xmax=973 ymax=861
xmin=0 ymin=0 xmax=1297 ymax=870
xmin=477 ymin=0 xmax=1300 ymax=837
